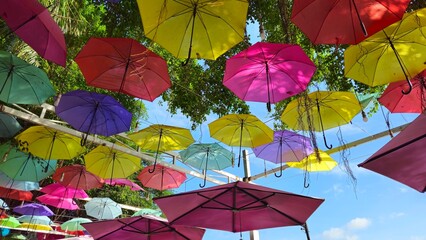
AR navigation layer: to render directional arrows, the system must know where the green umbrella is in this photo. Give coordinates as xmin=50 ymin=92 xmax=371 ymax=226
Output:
xmin=131 ymin=208 xmax=162 ymax=217
xmin=179 ymin=143 xmax=233 ymax=188
xmin=0 ymin=143 xmax=57 ymax=182
xmin=5 ymin=233 xmax=27 ymax=240
xmin=0 ymin=51 xmax=56 ymax=104
xmin=0 ymin=113 xmax=22 ymax=138
xmin=60 ymin=217 xmax=92 ymax=231
xmin=0 ymin=216 xmax=20 ymax=228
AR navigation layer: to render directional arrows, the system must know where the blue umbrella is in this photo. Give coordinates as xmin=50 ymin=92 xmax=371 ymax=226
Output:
xmin=0 ymin=172 xmax=39 ymax=191
xmin=0 ymin=113 xmax=21 ymax=138
xmin=13 ymin=203 xmax=54 ymax=216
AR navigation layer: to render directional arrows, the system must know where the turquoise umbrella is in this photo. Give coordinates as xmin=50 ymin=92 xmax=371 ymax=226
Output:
xmin=17 ymin=215 xmax=53 ymax=225
xmin=0 ymin=113 xmax=21 ymax=138
xmin=61 ymin=217 xmax=92 ymax=231
xmin=0 ymin=172 xmax=39 ymax=191
xmin=84 ymin=197 xmax=122 ymax=220
xmin=131 ymin=208 xmax=162 ymax=217
xmin=0 ymin=143 xmax=57 ymax=182
xmin=179 ymin=143 xmax=233 ymax=188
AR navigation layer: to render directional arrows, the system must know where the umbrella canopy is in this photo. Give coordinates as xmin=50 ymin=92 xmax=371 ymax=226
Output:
xmin=208 ymin=114 xmax=274 ymax=167
xmin=137 ymin=0 xmax=248 ymax=61
xmin=85 ymin=145 xmax=141 ymax=179
xmin=0 ymin=198 xmax=8 ymax=209
xmin=0 ymin=186 xmax=32 ymax=201
xmin=0 ymin=51 xmax=56 ymax=104
xmin=82 ymin=215 xmax=206 ymax=240
xmin=291 ymin=0 xmax=410 ymax=45
xmin=61 ymin=218 xmax=92 ymax=231
xmin=19 ymin=222 xmax=53 ymax=231
xmin=223 ymin=42 xmax=316 ymax=111
xmin=154 ymin=181 xmax=324 ymax=235
xmin=17 ymin=215 xmax=53 ymax=225
xmin=179 ymin=143 xmax=233 ymax=187
xmin=0 ymin=113 xmax=22 ymax=138
xmin=36 ymin=194 xmax=79 ymax=210
xmin=137 ymin=165 xmax=186 ymax=191
xmin=253 ymin=130 xmax=314 ymax=177
xmin=281 ymin=91 xmax=361 ymax=149
xmin=40 ymin=183 xmax=89 ymax=199
xmin=131 ymin=208 xmax=162 ymax=217
xmin=104 ymin=178 xmax=144 ymax=191
xmin=345 ymin=8 xmax=426 ymax=93
xmin=0 ymin=216 xmax=20 ymax=228
xmin=128 ymin=124 xmax=194 ymax=172
xmin=0 ymin=0 xmax=66 ymax=66
xmin=13 ymin=203 xmax=54 ymax=217
xmin=287 ymin=150 xmax=338 ymax=172
xmin=75 ymin=38 xmax=171 ymax=101
xmin=358 ymin=113 xmax=426 ymax=192
xmin=55 ymin=90 xmax=132 ymax=145
xmin=378 ymin=70 xmax=426 ymax=113
xmin=84 ymin=197 xmax=122 ymax=220
xmin=0 ymin=172 xmax=39 ymax=191
xmin=52 ymin=165 xmax=104 ymax=190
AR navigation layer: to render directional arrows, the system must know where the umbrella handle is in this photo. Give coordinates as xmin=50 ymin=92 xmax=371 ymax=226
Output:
xmin=267 ymin=102 xmax=271 ymax=112
xmin=402 ymin=78 xmax=413 ymax=95
xmin=199 ymin=176 xmax=207 ymax=188
xmin=148 ymin=155 xmax=158 ymax=174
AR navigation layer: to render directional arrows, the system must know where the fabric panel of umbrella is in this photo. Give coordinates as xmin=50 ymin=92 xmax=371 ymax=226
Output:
xmin=55 ymin=90 xmax=132 ymax=146
xmin=75 ymin=38 xmax=172 ymax=102
xmin=223 ymin=42 xmax=316 ymax=112
xmin=82 ymin=215 xmax=206 ymax=240
xmin=131 ymin=208 xmax=162 ymax=217
xmin=128 ymin=124 xmax=194 ymax=172
xmin=40 ymin=183 xmax=88 ymax=200
xmin=0 ymin=0 xmax=66 ymax=66
xmin=208 ymin=114 xmax=274 ymax=167
xmin=0 ymin=51 xmax=56 ymax=104
xmin=0 ymin=171 xmax=39 ymax=191
xmin=0 ymin=186 xmax=32 ymax=201
xmin=253 ymin=130 xmax=314 ymax=178
xmin=0 ymin=112 xmax=22 ymax=138
xmin=19 ymin=222 xmax=53 ymax=231
xmin=104 ymin=178 xmax=144 ymax=191
xmin=179 ymin=143 xmax=233 ymax=187
xmin=281 ymin=91 xmax=361 ymax=149
xmin=36 ymin=194 xmax=79 ymax=210
xmin=137 ymin=0 xmax=249 ymax=63
xmin=84 ymin=197 xmax=122 ymax=220
xmin=291 ymin=0 xmax=410 ymax=45
xmin=61 ymin=218 xmax=92 ymax=231
xmin=137 ymin=165 xmax=186 ymax=191
xmin=13 ymin=203 xmax=54 ymax=217
xmin=344 ymin=8 xmax=426 ymax=94
xmin=0 ymin=216 xmax=20 ymax=228
xmin=17 ymin=215 xmax=53 ymax=225
xmin=52 ymin=165 xmax=104 ymax=191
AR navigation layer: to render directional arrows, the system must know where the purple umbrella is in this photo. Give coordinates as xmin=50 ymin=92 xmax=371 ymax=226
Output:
xmin=13 ymin=203 xmax=54 ymax=216
xmin=253 ymin=130 xmax=314 ymax=177
xmin=55 ymin=90 xmax=132 ymax=145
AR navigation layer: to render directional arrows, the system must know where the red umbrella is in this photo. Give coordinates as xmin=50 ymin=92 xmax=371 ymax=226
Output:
xmin=40 ymin=183 xmax=89 ymax=199
xmin=0 ymin=0 xmax=67 ymax=66
xmin=75 ymin=37 xmax=171 ymax=101
xmin=154 ymin=181 xmax=324 ymax=239
xmin=378 ymin=70 xmax=426 ymax=113
xmin=358 ymin=113 xmax=426 ymax=193
xmin=105 ymin=178 xmax=144 ymax=191
xmin=53 ymin=165 xmax=104 ymax=190
xmin=0 ymin=186 xmax=32 ymax=201
xmin=137 ymin=165 xmax=186 ymax=191
xmin=291 ymin=0 xmax=410 ymax=45
xmin=36 ymin=194 xmax=79 ymax=210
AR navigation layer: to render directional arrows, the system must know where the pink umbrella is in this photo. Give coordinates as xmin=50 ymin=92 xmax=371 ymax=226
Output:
xmin=36 ymin=194 xmax=80 ymax=210
xmin=82 ymin=215 xmax=205 ymax=240
xmin=358 ymin=113 xmax=426 ymax=193
xmin=223 ymin=42 xmax=316 ymax=111
xmin=104 ymin=178 xmax=144 ymax=191
xmin=137 ymin=165 xmax=186 ymax=191
xmin=40 ymin=183 xmax=89 ymax=199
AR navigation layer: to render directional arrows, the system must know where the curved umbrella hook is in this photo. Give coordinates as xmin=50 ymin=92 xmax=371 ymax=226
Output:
xmin=316 ymin=100 xmax=332 ymax=149
xmin=303 ymin=173 xmax=310 ymax=188
xmin=199 ymin=148 xmax=210 ymax=188
xmin=402 ymin=78 xmax=413 ymax=95
xmin=274 ymin=138 xmax=283 ymax=178
xmin=149 ymin=129 xmax=163 ymax=174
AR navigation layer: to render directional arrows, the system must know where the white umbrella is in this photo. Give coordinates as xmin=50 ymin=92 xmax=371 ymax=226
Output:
xmin=84 ymin=198 xmax=122 ymax=220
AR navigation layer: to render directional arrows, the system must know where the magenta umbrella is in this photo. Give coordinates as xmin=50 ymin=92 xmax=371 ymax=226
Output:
xmin=223 ymin=42 xmax=316 ymax=111
xmin=40 ymin=183 xmax=89 ymax=199
xmin=358 ymin=113 xmax=426 ymax=193
xmin=104 ymin=178 xmax=144 ymax=191
xmin=154 ymin=181 xmax=324 ymax=239
xmin=36 ymin=194 xmax=80 ymax=210
xmin=82 ymin=215 xmax=205 ymax=240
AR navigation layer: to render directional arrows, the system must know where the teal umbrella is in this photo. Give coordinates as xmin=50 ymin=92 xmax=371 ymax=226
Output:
xmin=0 ymin=143 xmax=56 ymax=182
xmin=179 ymin=143 xmax=233 ymax=188
xmin=131 ymin=208 xmax=162 ymax=217
xmin=0 ymin=51 xmax=56 ymax=104
xmin=0 ymin=113 xmax=22 ymax=138
xmin=60 ymin=217 xmax=92 ymax=231
xmin=17 ymin=215 xmax=53 ymax=225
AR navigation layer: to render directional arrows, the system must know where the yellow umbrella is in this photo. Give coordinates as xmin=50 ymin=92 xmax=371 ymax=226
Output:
xmin=281 ymin=91 xmax=361 ymax=149
xmin=85 ymin=145 xmax=141 ymax=179
xmin=137 ymin=0 xmax=249 ymax=62
xmin=208 ymin=114 xmax=273 ymax=167
xmin=19 ymin=222 xmax=53 ymax=231
xmin=128 ymin=124 xmax=194 ymax=172
xmin=345 ymin=8 xmax=426 ymax=94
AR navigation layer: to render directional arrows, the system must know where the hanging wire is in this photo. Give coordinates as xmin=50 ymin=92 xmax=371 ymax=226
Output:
xmin=336 ymin=126 xmax=358 ymax=196
xmin=379 ymin=104 xmax=394 ymax=138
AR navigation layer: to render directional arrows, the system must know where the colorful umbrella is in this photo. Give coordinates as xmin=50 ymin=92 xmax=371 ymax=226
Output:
xmin=291 ymin=0 xmax=410 ymax=45
xmin=287 ymin=150 xmax=338 ymax=172
xmin=128 ymin=124 xmax=194 ymax=172
xmin=52 ymin=165 xmax=104 ymax=190
xmin=0 ymin=0 xmax=66 ymax=66
xmin=154 ymin=181 xmax=324 ymax=239
xmin=345 ymin=8 xmax=426 ymax=94
xmin=137 ymin=165 xmax=186 ymax=191
xmin=0 ymin=51 xmax=56 ymax=104
xmin=223 ymin=42 xmax=316 ymax=111
xmin=85 ymin=145 xmax=141 ymax=179
xmin=179 ymin=143 xmax=233 ymax=187
xmin=17 ymin=215 xmax=53 ymax=225
xmin=0 ymin=113 xmax=22 ymax=138
xmin=378 ymin=70 xmax=426 ymax=113
xmin=0 ymin=172 xmax=39 ymax=191
xmin=13 ymin=203 xmax=54 ymax=217
xmin=82 ymin=215 xmax=205 ymax=240
xmin=104 ymin=178 xmax=144 ymax=191
xmin=19 ymin=222 xmax=53 ymax=231
xmin=359 ymin=113 xmax=426 ymax=193
xmin=137 ymin=0 xmax=249 ymax=62
xmin=84 ymin=197 xmax=122 ymax=220
xmin=0 ymin=216 xmax=20 ymax=228
xmin=40 ymin=183 xmax=89 ymax=199
xmin=61 ymin=218 xmax=92 ymax=231
xmin=75 ymin=38 xmax=171 ymax=101
xmin=0 ymin=186 xmax=32 ymax=201
xmin=208 ymin=114 xmax=274 ymax=167
xmin=281 ymin=91 xmax=361 ymax=149
xmin=55 ymin=90 xmax=132 ymax=145
xmin=253 ymin=130 xmax=314 ymax=178
xmin=36 ymin=194 xmax=79 ymax=211
xmin=131 ymin=208 xmax=162 ymax=217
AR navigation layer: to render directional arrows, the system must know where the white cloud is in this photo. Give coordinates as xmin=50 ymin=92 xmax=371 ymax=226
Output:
xmin=321 ymin=218 xmax=371 ymax=240
xmin=323 ymin=228 xmax=345 ymax=239
xmin=346 ymin=218 xmax=371 ymax=230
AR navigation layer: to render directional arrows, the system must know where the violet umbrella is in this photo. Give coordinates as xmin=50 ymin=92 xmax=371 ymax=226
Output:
xmin=358 ymin=113 xmax=426 ymax=193
xmin=82 ymin=215 xmax=205 ymax=240
xmin=55 ymin=90 xmax=132 ymax=145
xmin=223 ymin=42 xmax=316 ymax=112
xmin=154 ymin=181 xmax=324 ymax=240
xmin=36 ymin=194 xmax=80 ymax=211
xmin=40 ymin=183 xmax=89 ymax=199
xmin=13 ymin=203 xmax=54 ymax=216
xmin=253 ymin=130 xmax=314 ymax=178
